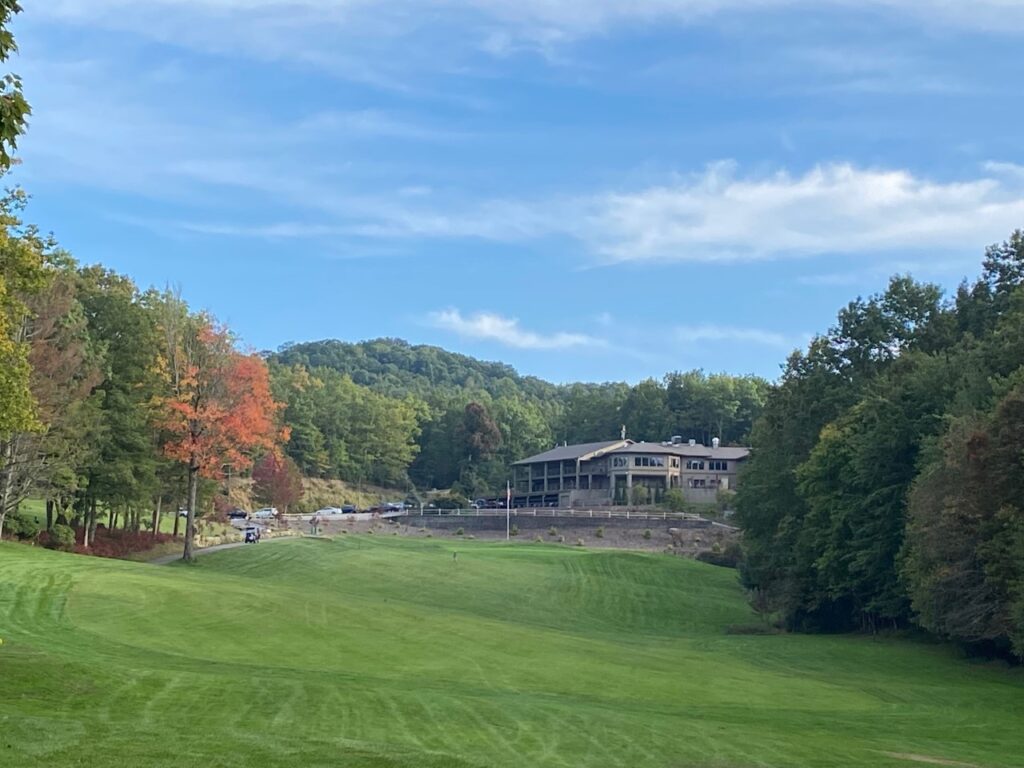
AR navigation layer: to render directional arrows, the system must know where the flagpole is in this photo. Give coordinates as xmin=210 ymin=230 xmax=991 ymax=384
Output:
xmin=506 ymin=480 xmax=511 ymax=541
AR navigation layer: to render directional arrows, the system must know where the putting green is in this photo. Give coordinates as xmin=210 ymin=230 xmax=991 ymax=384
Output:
xmin=1 ymin=538 xmax=1021 ymax=767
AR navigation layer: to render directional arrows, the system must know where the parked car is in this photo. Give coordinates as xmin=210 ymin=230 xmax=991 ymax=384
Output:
xmin=252 ymin=507 xmax=278 ymax=519
xmin=471 ymin=499 xmax=487 ymax=509
xmin=227 ymin=509 xmax=249 ymax=520
xmin=316 ymin=507 xmax=344 ymax=516
xmin=177 ymin=508 xmax=189 ymax=518
xmin=341 ymin=504 xmax=358 ymax=514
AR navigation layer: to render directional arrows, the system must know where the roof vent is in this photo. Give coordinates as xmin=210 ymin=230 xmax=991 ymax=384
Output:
xmin=688 ymin=439 xmax=696 ymax=447
xmin=712 ymin=437 xmax=720 ymax=449
xmin=671 ymin=435 xmax=683 ymax=445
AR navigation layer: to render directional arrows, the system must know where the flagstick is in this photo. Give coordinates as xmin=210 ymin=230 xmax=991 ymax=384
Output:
xmin=506 ymin=480 xmax=511 ymax=541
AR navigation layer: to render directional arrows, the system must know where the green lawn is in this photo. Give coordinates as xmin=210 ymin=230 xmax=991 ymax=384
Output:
xmin=0 ymin=538 xmax=1021 ymax=767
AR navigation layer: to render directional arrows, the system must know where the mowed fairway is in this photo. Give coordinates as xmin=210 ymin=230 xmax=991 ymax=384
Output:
xmin=1 ymin=539 xmax=1022 ymax=768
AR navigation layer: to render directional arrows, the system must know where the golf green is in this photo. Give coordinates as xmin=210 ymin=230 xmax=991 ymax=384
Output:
xmin=1 ymin=537 xmax=1021 ymax=767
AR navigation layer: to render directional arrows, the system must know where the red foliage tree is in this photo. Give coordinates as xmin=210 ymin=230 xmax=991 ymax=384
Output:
xmin=158 ymin=318 xmax=283 ymax=561
xmin=252 ymin=452 xmax=304 ymax=513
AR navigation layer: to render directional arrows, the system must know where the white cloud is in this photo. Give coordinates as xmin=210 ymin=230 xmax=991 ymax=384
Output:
xmin=582 ymin=162 xmax=1024 ymax=263
xmin=674 ymin=325 xmax=799 ymax=349
xmin=429 ymin=308 xmax=601 ymax=350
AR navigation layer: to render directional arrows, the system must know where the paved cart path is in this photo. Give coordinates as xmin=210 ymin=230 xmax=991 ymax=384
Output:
xmin=149 ymin=536 xmax=294 ymax=565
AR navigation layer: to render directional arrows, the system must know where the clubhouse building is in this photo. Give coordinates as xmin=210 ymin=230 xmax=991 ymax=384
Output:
xmin=511 ymin=437 xmax=750 ymax=508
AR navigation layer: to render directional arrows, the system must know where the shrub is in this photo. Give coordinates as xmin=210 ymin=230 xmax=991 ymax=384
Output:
xmin=455 ymin=527 xmax=465 ymax=536
xmin=696 ymin=541 xmax=743 ymax=569
xmin=433 ymin=493 xmax=469 ymax=510
xmin=557 ymin=535 xmax=565 ymax=543
xmin=510 ymin=524 xmax=519 ymax=536
xmin=595 ymin=526 xmax=604 ymax=539
xmin=533 ymin=534 xmax=543 ymax=543
xmin=467 ymin=534 xmax=476 ymax=539
xmin=47 ymin=524 xmax=76 ymax=552
xmin=7 ymin=513 xmax=41 ymax=541
xmin=642 ymin=528 xmax=652 ymax=540
xmin=426 ymin=533 xmax=433 ymax=538
xmin=576 ymin=538 xmax=585 ymax=547
xmin=548 ymin=526 xmax=558 ymax=537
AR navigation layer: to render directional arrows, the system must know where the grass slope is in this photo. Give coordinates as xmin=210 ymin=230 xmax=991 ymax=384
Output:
xmin=1 ymin=538 xmax=1022 ymax=767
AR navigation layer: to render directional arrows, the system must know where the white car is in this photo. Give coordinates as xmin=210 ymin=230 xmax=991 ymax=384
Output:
xmin=315 ymin=507 xmax=344 ymax=516
xmin=252 ymin=507 xmax=278 ymax=519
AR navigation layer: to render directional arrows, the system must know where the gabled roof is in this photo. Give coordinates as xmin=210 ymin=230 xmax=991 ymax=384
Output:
xmin=513 ymin=440 xmax=632 ymax=465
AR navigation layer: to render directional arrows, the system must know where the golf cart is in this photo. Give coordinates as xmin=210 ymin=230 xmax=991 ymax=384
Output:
xmin=244 ymin=525 xmax=262 ymax=544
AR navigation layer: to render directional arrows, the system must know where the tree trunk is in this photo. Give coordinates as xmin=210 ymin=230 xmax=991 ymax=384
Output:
xmin=88 ymin=500 xmax=98 ymax=547
xmin=46 ymin=499 xmax=54 ymax=531
xmin=0 ymin=440 xmax=13 ymax=541
xmin=83 ymin=499 xmax=91 ymax=549
xmin=182 ymin=462 xmax=199 ymax=562
xmin=152 ymin=496 xmax=161 ymax=540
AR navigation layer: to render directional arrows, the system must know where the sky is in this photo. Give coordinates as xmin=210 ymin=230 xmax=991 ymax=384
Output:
xmin=10 ymin=1 xmax=1024 ymax=383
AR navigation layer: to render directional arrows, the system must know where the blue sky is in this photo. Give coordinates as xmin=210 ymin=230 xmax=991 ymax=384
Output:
xmin=11 ymin=1 xmax=1024 ymax=382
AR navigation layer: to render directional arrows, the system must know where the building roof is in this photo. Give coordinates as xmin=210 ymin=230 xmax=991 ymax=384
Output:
xmin=513 ymin=440 xmax=631 ymax=465
xmin=513 ymin=439 xmax=749 ymax=465
xmin=610 ymin=442 xmax=750 ymax=460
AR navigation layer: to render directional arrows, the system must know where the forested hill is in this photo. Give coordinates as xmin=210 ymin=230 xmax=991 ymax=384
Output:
xmin=271 ymin=338 xmax=559 ymax=401
xmin=266 ymin=338 xmax=770 ymax=493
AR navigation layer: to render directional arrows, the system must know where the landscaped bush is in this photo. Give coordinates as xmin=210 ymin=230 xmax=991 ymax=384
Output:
xmin=548 ymin=526 xmax=558 ymax=537
xmin=696 ymin=541 xmax=743 ymax=569
xmin=455 ymin=527 xmax=464 ymax=536
xmin=533 ymin=534 xmax=543 ymax=543
xmin=47 ymin=524 xmax=76 ymax=552
xmin=432 ymin=493 xmax=469 ymax=510
xmin=576 ymin=538 xmax=584 ymax=547
xmin=6 ymin=513 xmax=41 ymax=541
xmin=73 ymin=529 xmax=176 ymax=558
xmin=642 ymin=529 xmax=652 ymax=540
xmin=557 ymin=535 xmax=565 ymax=543
xmin=595 ymin=526 xmax=604 ymax=539
xmin=510 ymin=524 xmax=519 ymax=536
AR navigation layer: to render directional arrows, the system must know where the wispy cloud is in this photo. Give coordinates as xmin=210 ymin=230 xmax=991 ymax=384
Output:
xmin=674 ymin=324 xmax=800 ymax=349
xmin=429 ymin=308 xmax=601 ymax=350
xmin=86 ymin=159 xmax=1024 ymax=265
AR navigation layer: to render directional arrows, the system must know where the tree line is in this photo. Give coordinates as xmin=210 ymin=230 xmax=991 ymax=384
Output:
xmin=0 ymin=231 xmax=284 ymax=560
xmin=737 ymin=231 xmax=1024 ymax=659
xmin=271 ymin=339 xmax=770 ymax=496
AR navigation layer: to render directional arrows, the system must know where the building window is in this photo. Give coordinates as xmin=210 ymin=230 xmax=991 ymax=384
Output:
xmin=612 ymin=456 xmax=628 ymax=468
xmin=671 ymin=458 xmax=680 ymax=468
xmin=686 ymin=460 xmax=705 ymax=470
xmin=632 ymin=456 xmax=667 ymax=468
xmin=708 ymin=460 xmax=728 ymax=472
xmin=689 ymin=478 xmax=707 ymax=488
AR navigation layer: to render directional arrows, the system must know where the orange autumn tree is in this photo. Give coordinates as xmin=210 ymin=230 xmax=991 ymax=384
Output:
xmin=157 ymin=307 xmax=283 ymax=561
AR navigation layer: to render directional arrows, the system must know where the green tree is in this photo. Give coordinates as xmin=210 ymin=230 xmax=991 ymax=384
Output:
xmin=0 ymin=1 xmax=29 ymax=171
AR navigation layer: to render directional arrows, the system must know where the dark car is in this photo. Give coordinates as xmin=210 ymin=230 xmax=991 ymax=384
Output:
xmin=227 ymin=509 xmax=249 ymax=520
xmin=341 ymin=504 xmax=358 ymax=514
